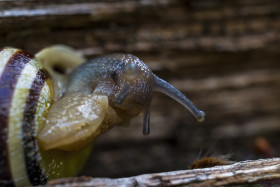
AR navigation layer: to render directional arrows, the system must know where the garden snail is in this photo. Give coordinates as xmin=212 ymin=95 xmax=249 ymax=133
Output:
xmin=0 ymin=45 xmax=205 ymax=186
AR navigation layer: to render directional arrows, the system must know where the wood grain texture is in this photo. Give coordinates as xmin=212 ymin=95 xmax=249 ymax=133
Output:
xmin=1 ymin=0 xmax=280 ymax=54
xmin=1 ymin=0 xmax=280 ymax=185
xmin=47 ymin=158 xmax=280 ymax=186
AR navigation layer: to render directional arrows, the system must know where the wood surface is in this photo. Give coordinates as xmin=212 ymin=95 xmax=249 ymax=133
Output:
xmin=1 ymin=0 xmax=280 ymax=186
xmin=48 ymin=158 xmax=280 ymax=186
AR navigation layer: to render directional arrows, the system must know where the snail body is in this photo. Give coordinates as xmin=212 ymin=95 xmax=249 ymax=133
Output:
xmin=0 ymin=46 xmax=205 ymax=186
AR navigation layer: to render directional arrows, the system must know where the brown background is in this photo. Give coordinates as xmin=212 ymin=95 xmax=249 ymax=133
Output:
xmin=1 ymin=0 xmax=280 ymax=178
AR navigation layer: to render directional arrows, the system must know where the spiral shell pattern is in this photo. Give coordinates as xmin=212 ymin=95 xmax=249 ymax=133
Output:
xmin=0 ymin=48 xmax=92 ymax=187
xmin=0 ymin=47 xmax=51 ymax=186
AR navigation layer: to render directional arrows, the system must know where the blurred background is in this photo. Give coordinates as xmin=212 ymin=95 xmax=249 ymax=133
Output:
xmin=1 ymin=0 xmax=280 ymax=178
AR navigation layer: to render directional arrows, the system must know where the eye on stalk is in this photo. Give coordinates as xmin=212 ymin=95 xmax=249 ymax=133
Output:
xmin=153 ymin=74 xmax=205 ymax=122
xmin=141 ymin=74 xmax=205 ymax=136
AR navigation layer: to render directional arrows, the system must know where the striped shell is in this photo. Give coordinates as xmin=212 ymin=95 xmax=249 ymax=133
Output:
xmin=0 ymin=46 xmax=205 ymax=187
xmin=0 ymin=48 xmax=91 ymax=187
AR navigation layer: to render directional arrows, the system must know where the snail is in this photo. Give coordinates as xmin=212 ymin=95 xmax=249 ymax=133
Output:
xmin=0 ymin=45 xmax=205 ymax=187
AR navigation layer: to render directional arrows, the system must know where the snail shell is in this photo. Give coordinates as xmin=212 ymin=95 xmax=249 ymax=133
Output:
xmin=0 ymin=46 xmax=205 ymax=186
xmin=0 ymin=47 xmax=91 ymax=186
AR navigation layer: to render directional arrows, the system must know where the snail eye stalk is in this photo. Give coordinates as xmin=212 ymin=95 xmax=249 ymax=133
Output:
xmin=153 ymin=75 xmax=205 ymax=122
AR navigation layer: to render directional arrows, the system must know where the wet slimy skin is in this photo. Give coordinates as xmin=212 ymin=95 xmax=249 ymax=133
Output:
xmin=38 ymin=54 xmax=205 ymax=151
xmin=0 ymin=46 xmax=205 ymax=186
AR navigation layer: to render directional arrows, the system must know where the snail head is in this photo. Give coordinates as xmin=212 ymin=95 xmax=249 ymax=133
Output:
xmin=67 ymin=54 xmax=205 ymax=135
xmin=39 ymin=52 xmax=205 ymax=151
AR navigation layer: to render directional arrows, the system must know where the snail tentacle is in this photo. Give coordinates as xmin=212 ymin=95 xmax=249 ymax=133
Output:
xmin=115 ymin=85 xmax=130 ymax=105
xmin=0 ymin=47 xmax=206 ymax=186
xmin=153 ymin=75 xmax=205 ymax=122
xmin=143 ymin=106 xmax=150 ymax=135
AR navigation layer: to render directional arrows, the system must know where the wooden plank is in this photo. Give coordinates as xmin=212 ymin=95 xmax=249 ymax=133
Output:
xmin=47 ymin=158 xmax=280 ymax=186
xmin=1 ymin=0 xmax=280 ymax=185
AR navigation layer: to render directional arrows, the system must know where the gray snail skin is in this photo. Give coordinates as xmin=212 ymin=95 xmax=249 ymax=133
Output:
xmin=0 ymin=46 xmax=205 ymax=186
